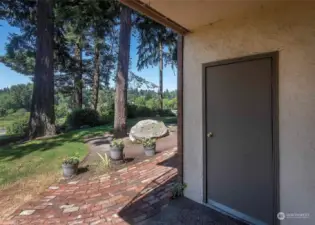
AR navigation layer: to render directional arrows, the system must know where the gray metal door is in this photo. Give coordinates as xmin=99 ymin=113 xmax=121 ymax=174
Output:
xmin=205 ymin=58 xmax=274 ymax=225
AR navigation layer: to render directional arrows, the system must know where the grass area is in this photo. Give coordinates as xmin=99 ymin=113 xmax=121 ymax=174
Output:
xmin=0 ymin=126 xmax=106 ymax=187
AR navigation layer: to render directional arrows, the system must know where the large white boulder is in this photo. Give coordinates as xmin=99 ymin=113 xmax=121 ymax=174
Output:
xmin=129 ymin=119 xmax=168 ymax=141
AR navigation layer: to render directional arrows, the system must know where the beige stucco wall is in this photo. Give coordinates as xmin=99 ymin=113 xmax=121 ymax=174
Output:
xmin=183 ymin=2 xmax=315 ymax=224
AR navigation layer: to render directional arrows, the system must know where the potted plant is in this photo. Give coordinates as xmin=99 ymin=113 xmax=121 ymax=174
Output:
xmin=142 ymin=138 xmax=156 ymax=156
xmin=110 ymin=138 xmax=124 ymax=160
xmin=62 ymin=156 xmax=80 ymax=178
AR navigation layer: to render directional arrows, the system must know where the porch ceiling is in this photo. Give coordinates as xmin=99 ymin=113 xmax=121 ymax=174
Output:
xmin=122 ymin=0 xmax=280 ymax=33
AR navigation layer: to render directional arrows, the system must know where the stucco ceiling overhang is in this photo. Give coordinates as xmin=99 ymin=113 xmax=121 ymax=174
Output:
xmin=120 ymin=0 xmax=282 ymax=34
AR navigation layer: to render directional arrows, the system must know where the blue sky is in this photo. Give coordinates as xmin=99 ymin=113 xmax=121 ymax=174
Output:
xmin=0 ymin=20 xmax=177 ymax=90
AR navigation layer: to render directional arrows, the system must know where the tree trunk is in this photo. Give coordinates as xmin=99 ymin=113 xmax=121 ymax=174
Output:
xmin=114 ymin=6 xmax=131 ymax=137
xmin=159 ymin=41 xmax=163 ymax=110
xmin=92 ymin=43 xmax=100 ymax=110
xmin=29 ymin=0 xmax=56 ymax=138
xmin=74 ymin=40 xmax=83 ymax=109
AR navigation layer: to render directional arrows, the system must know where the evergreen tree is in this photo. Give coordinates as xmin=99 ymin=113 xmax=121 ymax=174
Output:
xmin=88 ymin=0 xmax=119 ymax=110
xmin=1 ymin=0 xmax=119 ymax=111
xmin=29 ymin=0 xmax=56 ymax=138
xmin=114 ymin=6 xmax=132 ymax=137
xmin=60 ymin=0 xmax=92 ymax=109
xmin=136 ymin=16 xmax=177 ymax=110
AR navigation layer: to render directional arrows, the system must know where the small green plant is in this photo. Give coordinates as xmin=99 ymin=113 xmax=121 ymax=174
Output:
xmin=110 ymin=138 xmax=124 ymax=149
xmin=62 ymin=156 xmax=80 ymax=165
xmin=142 ymin=138 xmax=156 ymax=148
xmin=6 ymin=115 xmax=29 ymax=136
xmin=171 ymin=182 xmax=187 ymax=199
xmin=97 ymin=152 xmax=111 ymax=169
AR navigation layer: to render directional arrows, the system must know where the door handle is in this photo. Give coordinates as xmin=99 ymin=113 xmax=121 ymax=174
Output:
xmin=207 ymin=132 xmax=214 ymax=138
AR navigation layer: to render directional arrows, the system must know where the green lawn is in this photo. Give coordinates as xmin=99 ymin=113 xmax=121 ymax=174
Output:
xmin=0 ymin=116 xmax=177 ymax=187
xmin=0 ymin=127 xmax=99 ymax=186
xmin=0 ymin=113 xmax=28 ymax=129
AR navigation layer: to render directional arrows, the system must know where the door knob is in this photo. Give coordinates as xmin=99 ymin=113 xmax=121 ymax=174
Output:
xmin=207 ymin=132 xmax=214 ymax=138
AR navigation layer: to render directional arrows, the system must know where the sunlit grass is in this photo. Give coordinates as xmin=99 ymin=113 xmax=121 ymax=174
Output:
xmin=0 ymin=124 xmax=115 ymax=186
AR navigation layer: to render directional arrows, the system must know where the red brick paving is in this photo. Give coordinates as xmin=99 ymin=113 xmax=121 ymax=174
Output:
xmin=2 ymin=148 xmax=178 ymax=225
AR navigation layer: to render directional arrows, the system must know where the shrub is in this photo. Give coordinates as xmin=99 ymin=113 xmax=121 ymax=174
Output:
xmin=7 ymin=109 xmax=15 ymax=115
xmin=139 ymin=106 xmax=157 ymax=117
xmin=55 ymin=104 xmax=69 ymax=120
xmin=100 ymin=114 xmax=114 ymax=125
xmin=127 ymin=104 xmax=138 ymax=118
xmin=99 ymin=103 xmax=114 ymax=124
xmin=163 ymin=98 xmax=177 ymax=110
xmin=0 ymin=107 xmax=7 ymax=117
xmin=145 ymin=98 xmax=159 ymax=110
xmin=6 ymin=115 xmax=29 ymax=136
xmin=127 ymin=104 xmax=175 ymax=118
xmin=134 ymin=96 xmax=146 ymax=107
xmin=14 ymin=108 xmax=27 ymax=116
xmin=55 ymin=123 xmax=67 ymax=134
xmin=157 ymin=109 xmax=175 ymax=117
xmin=128 ymin=105 xmax=156 ymax=118
xmin=66 ymin=108 xmax=100 ymax=129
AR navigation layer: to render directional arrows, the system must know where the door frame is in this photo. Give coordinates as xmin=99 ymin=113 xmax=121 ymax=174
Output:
xmin=201 ymin=52 xmax=279 ymax=225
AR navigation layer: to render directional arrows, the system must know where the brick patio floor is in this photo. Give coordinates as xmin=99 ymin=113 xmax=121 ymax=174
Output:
xmin=2 ymin=148 xmax=178 ymax=225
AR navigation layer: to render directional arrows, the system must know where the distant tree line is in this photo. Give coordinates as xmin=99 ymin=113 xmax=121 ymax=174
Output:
xmin=0 ymin=83 xmax=177 ymax=124
xmin=0 ymin=83 xmax=32 ymax=116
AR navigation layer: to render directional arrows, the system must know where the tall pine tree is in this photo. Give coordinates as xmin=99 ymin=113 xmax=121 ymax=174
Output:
xmin=29 ymin=0 xmax=56 ymax=138
xmin=114 ymin=6 xmax=131 ymax=137
xmin=136 ymin=16 xmax=177 ymax=110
